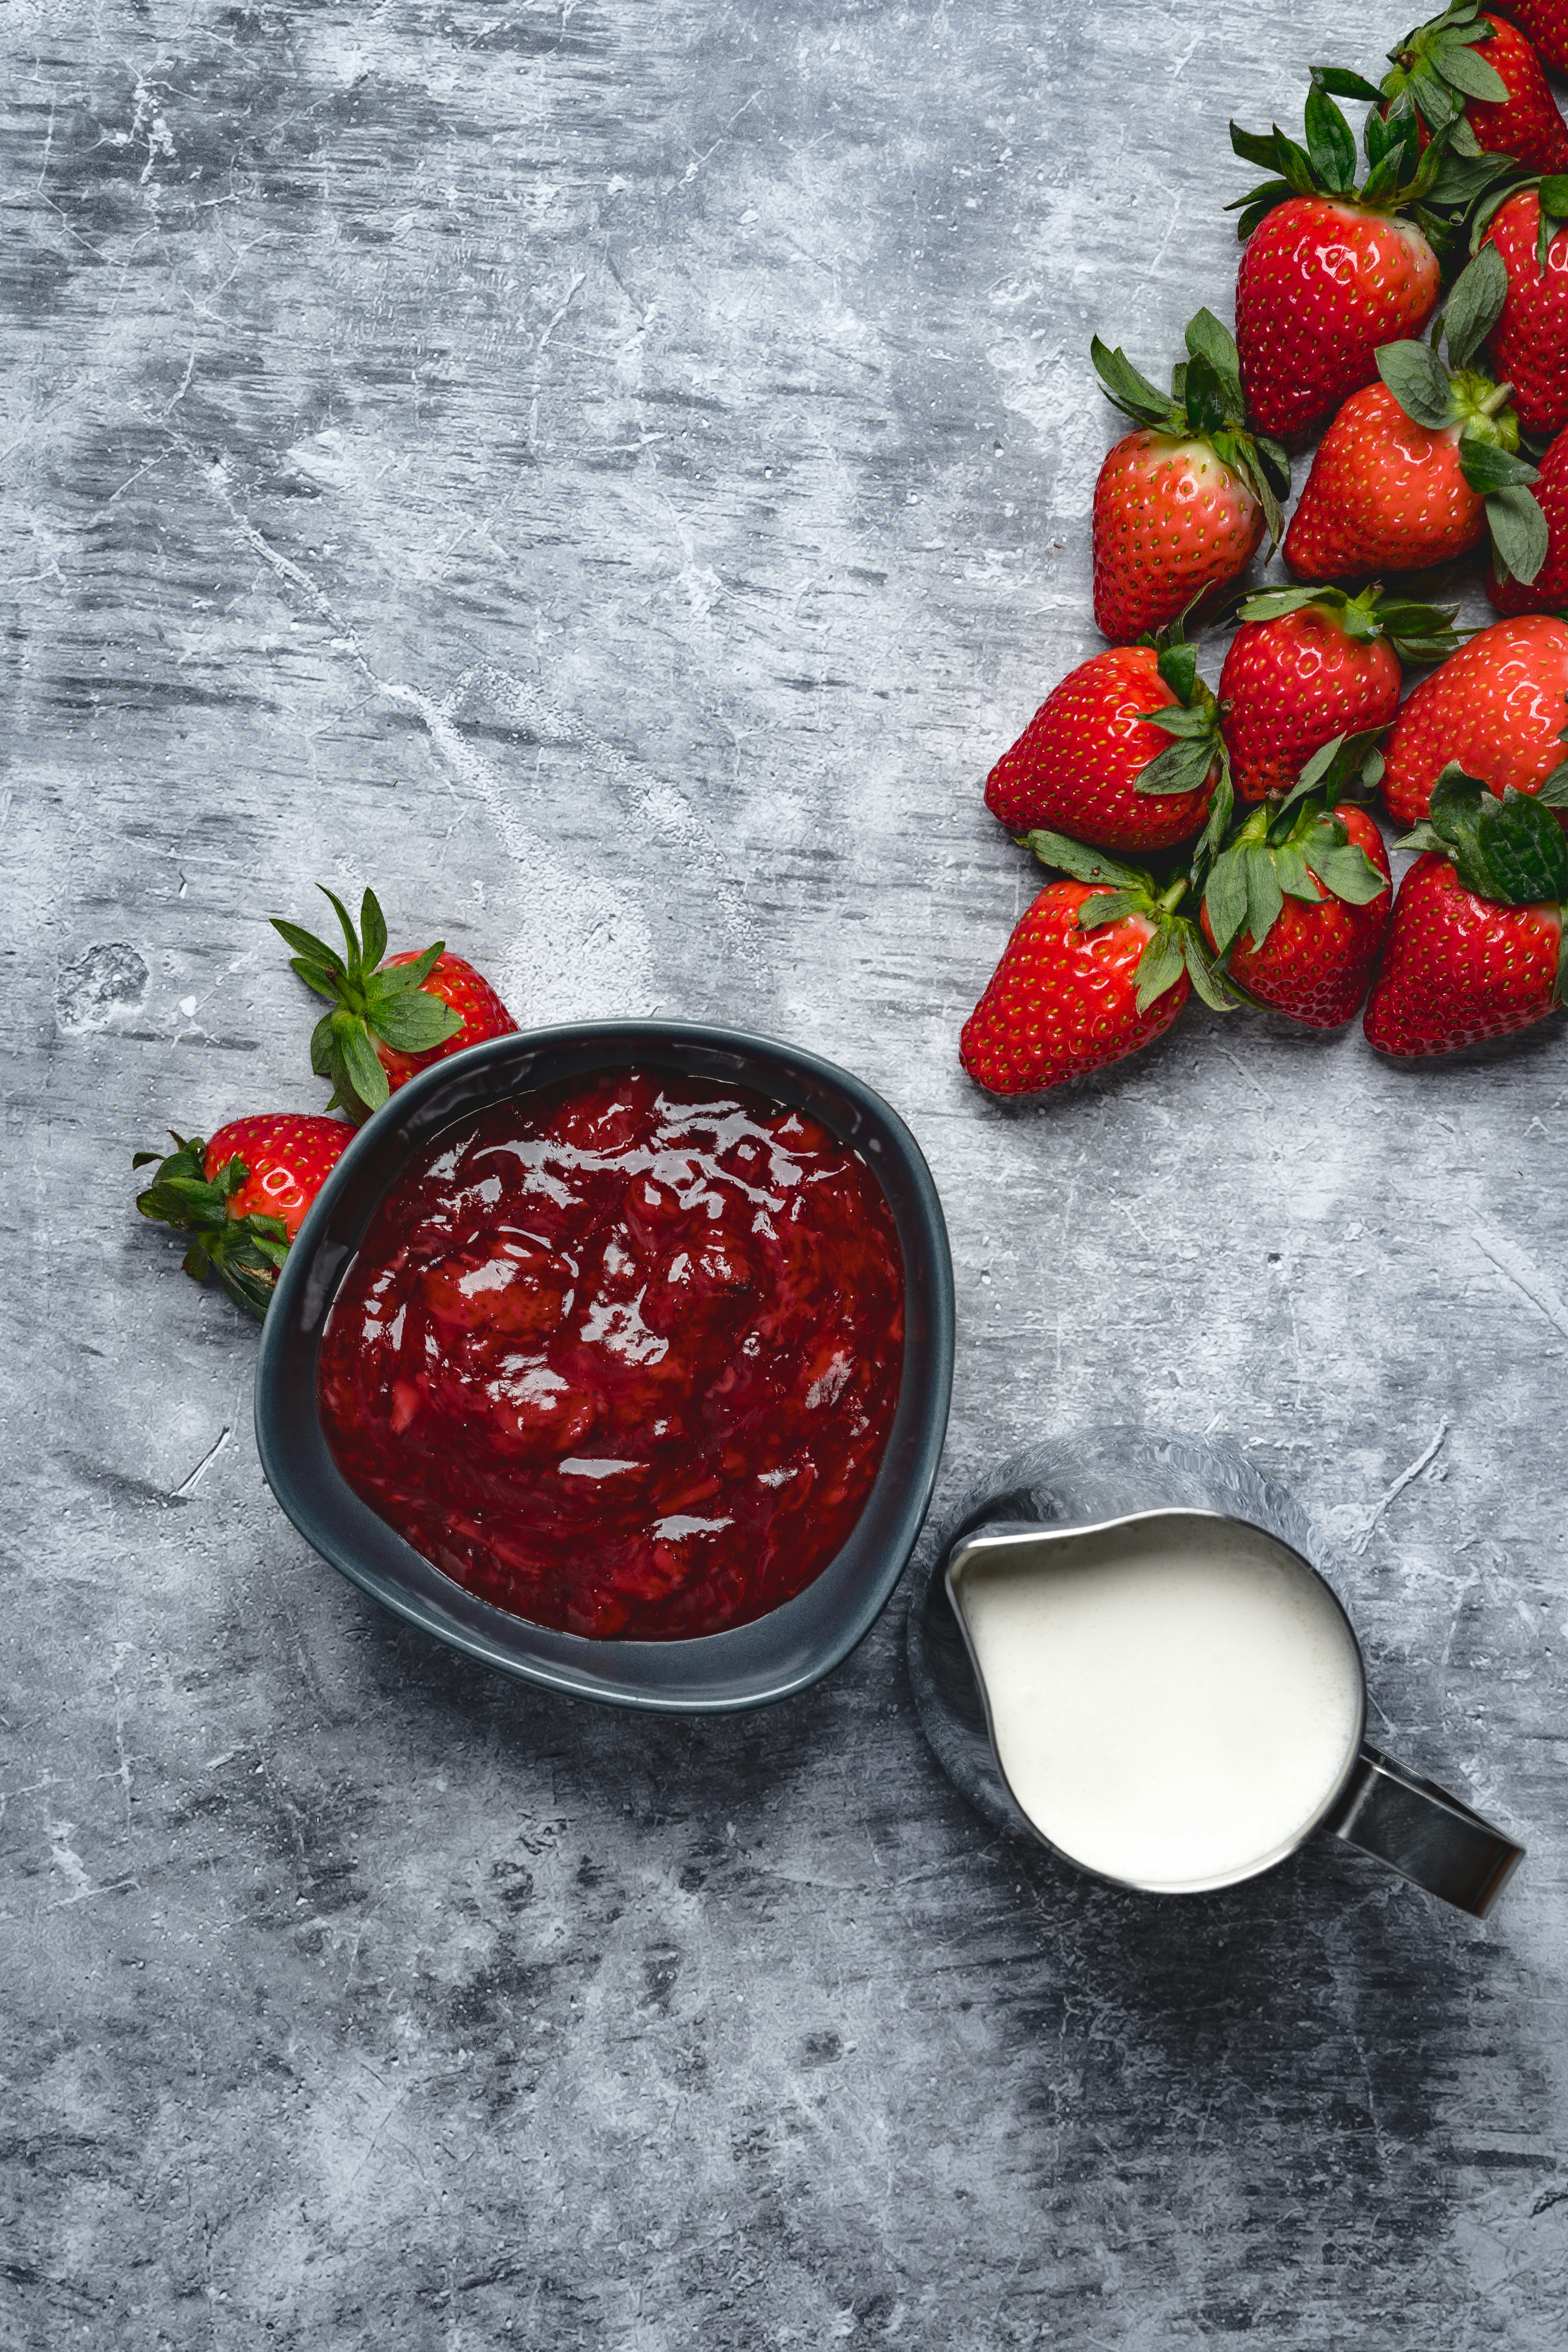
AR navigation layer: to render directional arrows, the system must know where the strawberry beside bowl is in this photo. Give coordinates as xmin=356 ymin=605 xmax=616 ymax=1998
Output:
xmin=254 ymin=1021 xmax=953 ymax=1713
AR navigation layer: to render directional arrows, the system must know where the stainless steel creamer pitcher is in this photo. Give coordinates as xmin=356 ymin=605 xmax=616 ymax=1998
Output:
xmin=908 ymin=1429 xmax=1524 ymax=1919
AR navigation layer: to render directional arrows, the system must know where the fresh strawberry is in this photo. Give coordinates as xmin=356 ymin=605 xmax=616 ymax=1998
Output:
xmin=960 ymin=835 xmax=1231 ymax=1096
xmin=1489 ymin=418 xmax=1568 ymax=610
xmin=1494 ymin=1 xmax=1568 ymax=75
xmin=134 ymin=1115 xmax=351 ymax=1318
xmin=1364 ymin=763 xmax=1567 ymax=1051
xmin=1229 ymin=75 xmax=1443 ymax=442
xmin=273 ymin=886 xmax=518 ymax=1123
xmin=1282 ymin=273 xmax=1548 ymax=585
xmin=984 ymin=628 xmax=1225 ymax=852
xmin=1382 ymin=613 xmax=1568 ymax=821
xmin=1378 ymin=8 xmax=1568 ymax=173
xmin=1200 ymin=735 xmax=1393 ymax=1026
xmin=1089 ymin=310 xmax=1287 ymax=642
xmin=1479 ymin=179 xmax=1568 ymax=440
xmin=1220 ymin=585 xmax=1459 ymax=804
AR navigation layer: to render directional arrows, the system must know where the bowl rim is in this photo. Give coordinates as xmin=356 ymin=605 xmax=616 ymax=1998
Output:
xmin=254 ymin=1018 xmax=954 ymax=1713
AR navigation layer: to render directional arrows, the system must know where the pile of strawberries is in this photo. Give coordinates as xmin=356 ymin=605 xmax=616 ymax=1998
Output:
xmin=136 ymin=890 xmax=516 ymax=1315
xmin=961 ymin=0 xmax=1568 ymax=1097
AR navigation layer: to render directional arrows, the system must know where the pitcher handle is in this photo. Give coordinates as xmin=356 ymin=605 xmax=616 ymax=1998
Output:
xmin=1325 ymin=1743 xmax=1524 ymax=1917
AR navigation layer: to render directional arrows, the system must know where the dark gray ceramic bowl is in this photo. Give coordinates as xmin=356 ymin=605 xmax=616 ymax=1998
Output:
xmin=254 ymin=1021 xmax=953 ymax=1713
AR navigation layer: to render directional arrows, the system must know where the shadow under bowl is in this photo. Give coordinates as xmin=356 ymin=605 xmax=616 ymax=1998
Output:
xmin=255 ymin=1021 xmax=954 ymax=1713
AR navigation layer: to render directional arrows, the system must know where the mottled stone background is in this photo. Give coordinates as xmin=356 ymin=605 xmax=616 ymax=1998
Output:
xmin=4 ymin=2 xmax=1566 ymax=2345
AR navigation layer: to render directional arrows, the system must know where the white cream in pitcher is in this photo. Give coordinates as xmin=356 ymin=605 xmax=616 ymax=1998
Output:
xmin=952 ymin=1514 xmax=1364 ymax=1892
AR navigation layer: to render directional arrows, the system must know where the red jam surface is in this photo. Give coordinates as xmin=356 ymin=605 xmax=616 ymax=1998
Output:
xmin=318 ymin=1067 xmax=906 ymax=1639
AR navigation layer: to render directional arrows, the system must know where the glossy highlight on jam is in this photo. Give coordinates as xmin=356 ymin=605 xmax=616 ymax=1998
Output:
xmin=317 ymin=1067 xmax=906 ymax=1639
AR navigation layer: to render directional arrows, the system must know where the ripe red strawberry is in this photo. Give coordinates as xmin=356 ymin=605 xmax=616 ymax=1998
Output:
xmin=134 ymin=1115 xmax=351 ymax=1317
xmin=1282 ymin=289 xmax=1547 ymax=586
xmin=1380 ymin=9 xmax=1568 ymax=173
xmin=1229 ymin=77 xmax=1442 ymax=442
xmin=1382 ymin=614 xmax=1568 ymax=821
xmin=1494 ymin=1 xmax=1568 ymax=74
xmin=984 ymin=632 xmax=1223 ymax=852
xmin=960 ymin=836 xmax=1231 ymax=1096
xmin=1481 ymin=182 xmax=1568 ymax=441
xmin=1489 ymin=419 xmax=1568 ymax=611
xmin=1089 ymin=310 xmax=1286 ymax=641
xmin=1201 ymin=763 xmax=1393 ymax=1027
xmin=274 ymin=886 xmax=517 ymax=1123
xmin=1364 ymin=765 xmax=1567 ymax=1051
xmin=1220 ymin=585 xmax=1458 ymax=804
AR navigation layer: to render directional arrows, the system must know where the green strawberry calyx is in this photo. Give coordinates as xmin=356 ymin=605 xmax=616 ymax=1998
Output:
xmin=1380 ymin=3 xmax=1511 ymax=158
xmin=1202 ymin=731 xmax=1391 ymax=961
xmin=1376 ymin=259 xmax=1548 ymax=582
xmin=272 ymin=886 xmax=464 ymax=1125
xmin=1129 ymin=622 xmax=1233 ymax=816
xmin=132 ymin=1133 xmax=290 ymax=1322
xmin=1396 ymin=763 xmax=1568 ymax=1000
xmin=1021 ymin=830 xmax=1236 ymax=1014
xmin=1228 ymin=66 xmax=1452 ymax=241
xmin=1232 ymin=582 xmax=1463 ymax=664
xmin=1091 ymin=309 xmax=1291 ymax=546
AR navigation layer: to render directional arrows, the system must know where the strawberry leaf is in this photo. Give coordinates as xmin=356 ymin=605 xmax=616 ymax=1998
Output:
xmin=1137 ymin=736 xmax=1219 ymax=797
xmin=339 ymin=1018 xmax=391 ymax=1114
xmin=1181 ymin=925 xmax=1237 ymax=1011
xmin=288 ymin=957 xmax=343 ymax=1004
xmin=1534 ymin=761 xmax=1568 ymax=807
xmin=1270 ymin=727 xmax=1387 ymax=824
xmin=1229 ymin=121 xmax=1287 ymax=173
xmin=1243 ymin=842 xmax=1285 ymax=952
xmin=1235 ymin=586 xmax=1334 ymax=626
xmin=1442 ymin=242 xmax=1508 ymax=367
xmin=1183 ymin=309 xmax=1244 ymax=413
xmin=1189 ymin=765 xmax=1236 ymax=892
xmin=1433 ymin=40 xmax=1508 ymax=105
xmin=1074 ymin=889 xmax=1143 ymax=931
xmin=367 ymin=943 xmax=445 ymax=999
xmin=1273 ymin=843 xmax=1325 ymax=902
xmin=1427 ymin=765 xmax=1509 ymax=897
xmin=272 ymin=918 xmax=344 ymax=974
xmin=1133 ymin=926 xmax=1187 ymax=1012
xmin=360 ymin=888 xmax=389 ymax=972
xmin=320 ymin=889 xmax=366 ymax=981
xmin=1204 ymin=848 xmax=1251 ymax=956
xmin=309 ymin=1011 xmax=337 ymax=1081
xmin=1140 ymin=704 xmax=1213 ymax=739
xmin=1227 ymin=438 xmax=1286 ymax=548
xmin=1182 ymin=350 xmax=1231 ymax=438
xmin=1305 ymin=75 xmax=1357 ymax=194
xmin=1304 ymin=831 xmax=1390 ymax=906
xmin=1090 ymin=336 xmax=1176 ymax=427
xmin=1023 ymin=831 xmax=1147 ymax=890
xmin=370 ymin=993 xmax=464 ymax=1053
xmin=1314 ymin=64 xmax=1383 ymax=103
xmin=1152 ymin=637 xmax=1199 ymax=705
xmin=1480 ymin=787 xmax=1568 ymax=905
xmin=1486 ymin=483 xmax=1549 ymax=583
xmin=1377 ymin=340 xmax=1457 ymax=430
xmin=1460 ymin=437 xmax=1539 ymax=493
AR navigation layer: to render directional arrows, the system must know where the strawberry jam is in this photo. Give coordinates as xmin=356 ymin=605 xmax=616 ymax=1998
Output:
xmin=317 ymin=1067 xmax=905 ymax=1639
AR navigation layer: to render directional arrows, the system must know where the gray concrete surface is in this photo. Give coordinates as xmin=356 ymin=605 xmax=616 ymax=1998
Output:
xmin=4 ymin=2 xmax=1567 ymax=2345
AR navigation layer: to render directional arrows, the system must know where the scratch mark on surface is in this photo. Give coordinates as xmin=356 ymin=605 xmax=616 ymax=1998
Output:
xmin=172 ymin=1425 xmax=231 ymax=1498
xmin=1352 ymin=1420 xmax=1448 ymax=1554
xmin=1472 ymin=1226 xmax=1568 ymax=1339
